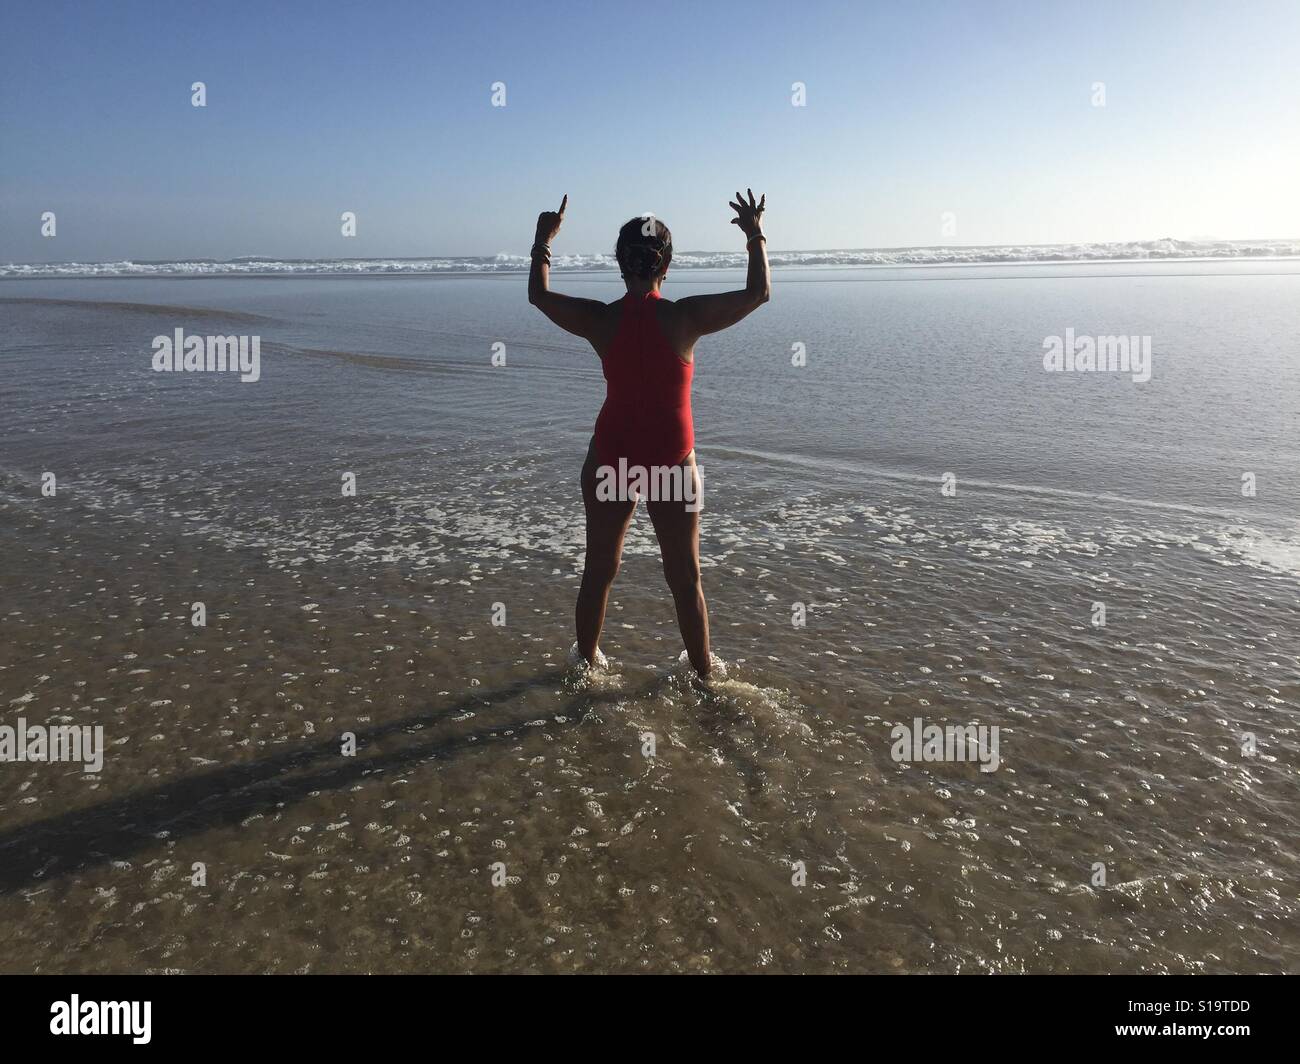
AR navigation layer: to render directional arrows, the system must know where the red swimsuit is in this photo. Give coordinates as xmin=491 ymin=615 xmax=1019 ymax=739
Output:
xmin=593 ymin=291 xmax=694 ymax=470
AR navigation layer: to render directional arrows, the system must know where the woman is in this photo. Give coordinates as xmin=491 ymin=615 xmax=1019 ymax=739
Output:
xmin=528 ymin=190 xmax=770 ymax=681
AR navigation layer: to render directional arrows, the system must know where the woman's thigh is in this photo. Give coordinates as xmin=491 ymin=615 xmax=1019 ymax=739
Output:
xmin=645 ymin=455 xmax=701 ymax=577
xmin=581 ymin=440 xmax=637 ymax=560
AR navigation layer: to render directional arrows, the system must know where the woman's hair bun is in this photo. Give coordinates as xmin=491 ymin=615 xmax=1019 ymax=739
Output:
xmin=615 ymin=216 xmax=673 ymax=280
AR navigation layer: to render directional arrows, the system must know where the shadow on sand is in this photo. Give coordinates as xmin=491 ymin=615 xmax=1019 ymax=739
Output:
xmin=0 ymin=669 xmax=672 ymax=895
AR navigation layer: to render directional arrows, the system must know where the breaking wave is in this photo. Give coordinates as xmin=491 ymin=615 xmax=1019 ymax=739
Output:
xmin=4 ymin=238 xmax=1298 ymax=278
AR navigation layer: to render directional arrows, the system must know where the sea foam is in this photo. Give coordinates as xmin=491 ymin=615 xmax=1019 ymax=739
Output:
xmin=4 ymin=238 xmax=1297 ymax=278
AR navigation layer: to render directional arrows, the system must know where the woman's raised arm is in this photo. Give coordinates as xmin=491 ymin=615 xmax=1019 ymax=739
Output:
xmin=676 ymin=189 xmax=770 ymax=340
xmin=527 ymin=195 xmax=607 ymax=341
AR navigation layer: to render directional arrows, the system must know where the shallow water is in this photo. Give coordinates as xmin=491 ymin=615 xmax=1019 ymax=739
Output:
xmin=1 ymin=262 xmax=1297 ymax=972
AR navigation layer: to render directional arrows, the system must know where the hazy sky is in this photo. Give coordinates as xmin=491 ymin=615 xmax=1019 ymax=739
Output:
xmin=2 ymin=0 xmax=1298 ymax=262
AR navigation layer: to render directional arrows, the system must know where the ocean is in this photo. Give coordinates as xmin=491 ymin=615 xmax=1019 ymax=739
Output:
xmin=1 ymin=256 xmax=1297 ymax=972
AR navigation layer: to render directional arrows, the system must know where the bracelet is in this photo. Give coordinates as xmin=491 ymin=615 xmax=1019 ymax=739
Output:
xmin=531 ymin=241 xmax=551 ymax=264
xmin=746 ymin=232 xmax=766 ymax=247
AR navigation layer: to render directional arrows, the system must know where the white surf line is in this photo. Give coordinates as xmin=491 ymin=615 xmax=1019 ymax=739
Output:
xmin=709 ymin=445 xmax=1268 ymax=523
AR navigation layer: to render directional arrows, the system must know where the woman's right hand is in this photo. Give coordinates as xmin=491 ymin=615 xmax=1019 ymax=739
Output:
xmin=729 ymin=188 xmax=766 ymax=238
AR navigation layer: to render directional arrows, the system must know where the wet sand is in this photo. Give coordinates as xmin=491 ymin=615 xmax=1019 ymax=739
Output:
xmin=2 ymin=271 xmax=1297 ymax=972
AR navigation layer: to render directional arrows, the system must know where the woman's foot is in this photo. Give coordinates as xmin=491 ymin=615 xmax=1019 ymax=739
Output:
xmin=679 ymin=650 xmax=726 ymax=686
xmin=568 ymin=641 xmax=609 ymax=671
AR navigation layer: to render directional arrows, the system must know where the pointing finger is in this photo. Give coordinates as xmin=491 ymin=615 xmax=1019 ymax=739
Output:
xmin=559 ymin=194 xmax=568 ymax=216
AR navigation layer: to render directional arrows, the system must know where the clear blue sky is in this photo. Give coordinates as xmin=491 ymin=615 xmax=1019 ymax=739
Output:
xmin=2 ymin=0 xmax=1297 ymax=262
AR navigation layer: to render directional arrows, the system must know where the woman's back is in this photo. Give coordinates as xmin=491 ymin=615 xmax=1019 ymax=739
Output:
xmin=594 ymin=291 xmax=694 ymax=471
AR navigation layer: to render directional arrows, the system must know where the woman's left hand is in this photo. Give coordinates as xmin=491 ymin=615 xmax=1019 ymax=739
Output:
xmin=536 ymin=195 xmax=567 ymax=243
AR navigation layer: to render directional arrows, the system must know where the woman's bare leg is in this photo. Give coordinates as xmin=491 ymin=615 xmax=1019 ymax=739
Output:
xmin=647 ymin=457 xmax=711 ymax=678
xmin=576 ymin=442 xmax=636 ymax=664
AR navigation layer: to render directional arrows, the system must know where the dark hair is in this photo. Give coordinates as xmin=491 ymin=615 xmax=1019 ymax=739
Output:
xmin=615 ymin=215 xmax=672 ymax=280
